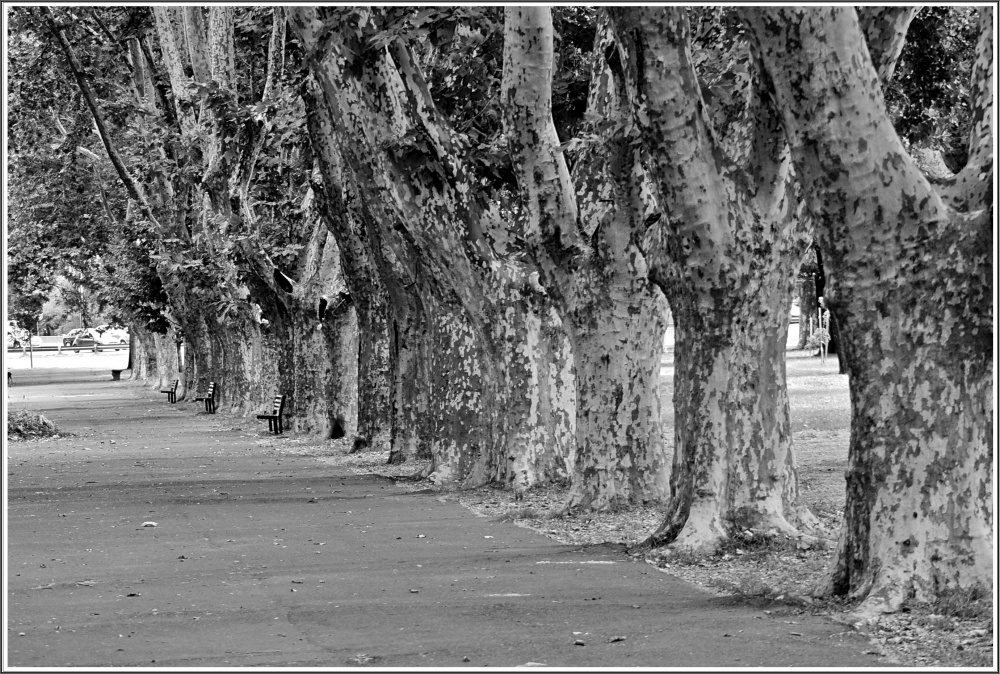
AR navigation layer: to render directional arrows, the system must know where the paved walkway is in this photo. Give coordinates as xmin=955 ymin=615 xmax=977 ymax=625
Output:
xmin=5 ymin=369 xmax=879 ymax=668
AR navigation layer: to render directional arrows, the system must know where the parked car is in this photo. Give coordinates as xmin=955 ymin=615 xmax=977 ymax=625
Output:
xmin=62 ymin=327 xmax=127 ymax=351
xmin=64 ymin=328 xmax=98 ymax=351
xmin=62 ymin=328 xmax=90 ymax=347
xmin=95 ymin=324 xmax=129 ymax=343
xmin=97 ymin=331 xmax=128 ymax=349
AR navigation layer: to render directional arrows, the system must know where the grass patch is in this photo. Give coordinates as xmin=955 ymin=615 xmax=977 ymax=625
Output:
xmin=907 ymin=585 xmax=993 ymax=621
xmin=721 ymin=573 xmax=777 ymax=600
xmin=494 ymin=507 xmax=541 ymax=522
xmin=715 ymin=529 xmax=801 ymax=561
xmin=7 ymin=409 xmax=66 ymax=440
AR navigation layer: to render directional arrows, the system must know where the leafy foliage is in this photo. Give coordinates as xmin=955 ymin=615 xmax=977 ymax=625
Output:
xmin=7 ymin=6 xmax=171 ymax=333
xmin=885 ymin=6 xmax=979 ymax=170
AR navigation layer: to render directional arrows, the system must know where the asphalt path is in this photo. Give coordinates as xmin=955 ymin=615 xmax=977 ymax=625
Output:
xmin=5 ymin=368 xmax=879 ymax=668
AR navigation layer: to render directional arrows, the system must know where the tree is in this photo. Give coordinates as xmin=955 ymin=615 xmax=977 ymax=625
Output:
xmin=601 ymin=6 xmax=816 ymax=550
xmin=742 ymin=6 xmax=992 ymax=617
xmin=502 ymin=7 xmax=671 ymax=511
xmin=7 ymin=7 xmax=172 ymax=341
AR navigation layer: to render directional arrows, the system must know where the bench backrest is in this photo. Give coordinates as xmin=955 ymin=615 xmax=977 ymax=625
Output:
xmin=206 ymin=382 xmax=216 ymax=398
xmin=271 ymin=394 xmax=285 ymax=414
xmin=170 ymin=380 xmax=178 ymax=391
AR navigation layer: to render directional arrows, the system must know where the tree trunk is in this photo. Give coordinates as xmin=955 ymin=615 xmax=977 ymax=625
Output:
xmin=301 ymin=84 xmax=393 ymax=448
xmin=501 ymin=298 xmax=577 ymax=493
xmin=743 ymin=5 xmax=993 ymax=615
xmin=798 ymin=273 xmax=817 ymax=350
xmin=386 ymin=295 xmax=431 ymax=465
xmin=610 ymin=7 xmax=816 ymax=550
xmin=814 ymin=245 xmax=847 ymax=373
xmin=417 ymin=292 xmax=505 ymax=486
xmin=128 ymin=326 xmax=159 ymax=382
xmin=286 ymin=225 xmax=358 ymax=438
xmin=562 ymin=283 xmax=670 ymax=511
xmin=355 ymin=297 xmax=391 ymax=448
xmin=502 ymin=8 xmax=671 ymax=510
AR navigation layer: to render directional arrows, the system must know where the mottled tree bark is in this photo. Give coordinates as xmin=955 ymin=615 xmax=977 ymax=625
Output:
xmin=609 ymin=7 xmax=815 ymax=550
xmin=302 ymin=90 xmax=393 ymax=447
xmin=127 ymin=326 xmax=158 ymax=382
xmin=743 ymin=5 xmax=993 ymax=616
xmin=503 ymin=8 xmax=670 ymax=511
xmin=798 ymin=274 xmax=817 ymax=350
xmin=150 ymin=6 xmax=357 ymax=433
xmin=290 ymin=8 xmax=573 ymax=487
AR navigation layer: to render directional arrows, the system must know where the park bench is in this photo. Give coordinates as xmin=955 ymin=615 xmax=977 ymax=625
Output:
xmin=195 ymin=381 xmax=217 ymax=414
xmin=257 ymin=394 xmax=286 ymax=434
xmin=161 ymin=379 xmax=178 ymax=404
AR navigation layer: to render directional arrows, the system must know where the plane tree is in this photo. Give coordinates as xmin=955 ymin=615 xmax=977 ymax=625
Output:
xmin=741 ymin=5 xmax=992 ymax=616
xmin=594 ymin=6 xmax=817 ymax=549
xmin=502 ymin=7 xmax=671 ymax=510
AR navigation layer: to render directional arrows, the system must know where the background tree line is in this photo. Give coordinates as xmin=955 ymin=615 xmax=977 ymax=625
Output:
xmin=5 ymin=5 xmax=991 ymax=620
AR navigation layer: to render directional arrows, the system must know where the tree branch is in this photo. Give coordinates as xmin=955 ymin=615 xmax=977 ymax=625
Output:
xmin=501 ymin=6 xmax=585 ymax=262
xmin=856 ymin=7 xmax=919 ymax=85
xmin=936 ymin=7 xmax=993 ymax=213
xmin=740 ymin=7 xmax=950 ymax=263
xmin=43 ymin=7 xmax=162 ymax=231
xmin=608 ymin=7 xmax=737 ymax=273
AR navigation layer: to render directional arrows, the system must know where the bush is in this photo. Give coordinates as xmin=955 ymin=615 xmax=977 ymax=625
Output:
xmin=7 ymin=409 xmax=65 ymax=440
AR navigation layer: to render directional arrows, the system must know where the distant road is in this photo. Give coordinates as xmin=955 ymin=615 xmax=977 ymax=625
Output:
xmin=6 ymin=347 xmax=129 ymax=371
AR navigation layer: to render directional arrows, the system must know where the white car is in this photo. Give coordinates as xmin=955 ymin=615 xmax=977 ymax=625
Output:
xmin=96 ymin=330 xmax=128 ymax=348
xmin=96 ymin=325 xmax=129 ymax=343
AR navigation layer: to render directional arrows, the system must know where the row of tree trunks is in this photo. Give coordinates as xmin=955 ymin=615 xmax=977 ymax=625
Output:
xmin=43 ymin=5 xmax=990 ymax=617
xmin=138 ymin=6 xmax=367 ymax=436
xmin=289 ymin=7 xmax=574 ymax=488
